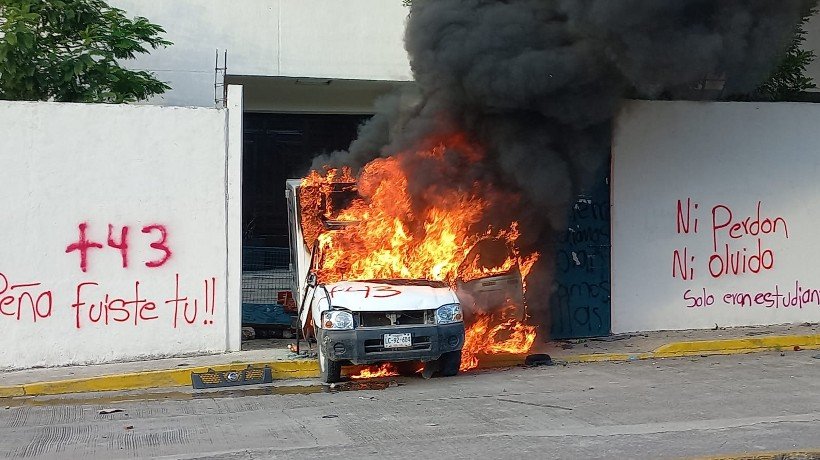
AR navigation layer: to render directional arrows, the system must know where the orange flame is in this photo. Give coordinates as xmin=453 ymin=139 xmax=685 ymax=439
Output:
xmin=350 ymin=363 xmax=400 ymax=379
xmin=301 ymin=159 xmax=536 ymax=284
xmin=461 ymin=315 xmax=538 ymax=371
xmin=300 ymin=134 xmax=540 ymax=371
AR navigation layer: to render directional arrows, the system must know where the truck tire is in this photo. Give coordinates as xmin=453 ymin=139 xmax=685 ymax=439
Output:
xmin=438 ymin=350 xmax=462 ymax=377
xmin=318 ymin=344 xmax=342 ymax=383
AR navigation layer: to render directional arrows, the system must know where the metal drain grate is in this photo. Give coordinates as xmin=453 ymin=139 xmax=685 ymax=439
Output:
xmin=191 ymin=366 xmax=273 ymax=389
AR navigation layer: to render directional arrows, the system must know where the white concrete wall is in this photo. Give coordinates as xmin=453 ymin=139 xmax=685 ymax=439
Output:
xmin=0 ymin=99 xmax=242 ymax=370
xmin=612 ymin=100 xmax=820 ymax=333
xmin=109 ymin=0 xmax=413 ymax=108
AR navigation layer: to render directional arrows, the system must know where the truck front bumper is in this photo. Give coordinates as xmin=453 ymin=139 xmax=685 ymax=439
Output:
xmin=318 ymin=323 xmax=465 ymax=365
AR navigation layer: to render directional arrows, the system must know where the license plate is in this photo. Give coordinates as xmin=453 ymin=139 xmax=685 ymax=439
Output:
xmin=383 ymin=333 xmax=412 ymax=348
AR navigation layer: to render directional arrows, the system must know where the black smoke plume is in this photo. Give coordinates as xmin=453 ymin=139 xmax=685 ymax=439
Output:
xmin=310 ymin=0 xmax=815 ymax=335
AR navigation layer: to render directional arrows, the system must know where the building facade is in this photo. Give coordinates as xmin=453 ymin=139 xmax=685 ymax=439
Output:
xmin=106 ymin=1 xmax=820 ymax=340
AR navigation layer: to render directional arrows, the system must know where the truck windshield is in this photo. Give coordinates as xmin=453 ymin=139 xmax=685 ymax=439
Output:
xmin=298 ymin=182 xmax=359 ymax=248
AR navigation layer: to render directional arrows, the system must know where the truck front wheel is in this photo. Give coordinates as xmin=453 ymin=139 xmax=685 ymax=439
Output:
xmin=318 ymin=343 xmax=342 ymax=383
xmin=438 ymin=350 xmax=462 ymax=377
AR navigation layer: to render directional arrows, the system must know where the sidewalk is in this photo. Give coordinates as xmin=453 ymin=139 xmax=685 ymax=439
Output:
xmin=1 ymin=323 xmax=818 ymax=398
xmin=537 ymin=322 xmax=820 ymax=362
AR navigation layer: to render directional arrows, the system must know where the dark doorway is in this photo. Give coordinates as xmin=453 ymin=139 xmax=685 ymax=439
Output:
xmin=242 ymin=113 xmax=370 ymax=247
xmin=241 ymin=112 xmax=370 ymax=336
xmin=549 ymin=161 xmax=612 ymax=339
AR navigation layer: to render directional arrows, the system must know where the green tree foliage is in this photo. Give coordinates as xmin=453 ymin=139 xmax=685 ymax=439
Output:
xmin=0 ymin=0 xmax=172 ymax=103
xmin=755 ymin=7 xmax=818 ymax=101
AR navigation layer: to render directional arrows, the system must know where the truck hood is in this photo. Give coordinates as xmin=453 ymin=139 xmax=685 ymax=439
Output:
xmin=323 ymin=280 xmax=458 ymax=312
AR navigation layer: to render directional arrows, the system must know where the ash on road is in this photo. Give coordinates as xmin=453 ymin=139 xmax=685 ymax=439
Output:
xmin=1 ymin=352 xmax=819 ymax=459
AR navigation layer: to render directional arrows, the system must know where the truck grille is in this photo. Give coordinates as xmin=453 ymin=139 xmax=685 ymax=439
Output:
xmin=364 ymin=336 xmax=432 ymax=353
xmin=357 ymin=310 xmax=433 ymax=327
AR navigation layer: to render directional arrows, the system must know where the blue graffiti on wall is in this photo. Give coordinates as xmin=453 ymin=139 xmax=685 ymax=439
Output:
xmin=549 ymin=170 xmax=611 ymax=339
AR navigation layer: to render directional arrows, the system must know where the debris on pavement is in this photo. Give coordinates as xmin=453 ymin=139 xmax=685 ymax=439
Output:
xmin=99 ymin=409 xmax=124 ymax=415
xmin=524 ymin=354 xmax=553 ymax=367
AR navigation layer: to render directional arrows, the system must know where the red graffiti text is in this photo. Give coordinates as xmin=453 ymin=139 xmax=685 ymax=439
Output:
xmin=683 ymin=287 xmax=715 ymax=308
xmin=70 ymin=280 xmax=159 ymax=329
xmin=329 ymin=284 xmax=402 ymax=299
xmin=71 ymin=275 xmax=217 ymax=329
xmin=164 ymin=274 xmax=217 ymax=328
xmin=711 ymin=201 xmax=789 ymax=252
xmin=66 ymin=223 xmax=173 ymax=272
xmin=0 ymin=272 xmax=53 ymax=322
xmin=708 ymin=238 xmax=775 ymax=279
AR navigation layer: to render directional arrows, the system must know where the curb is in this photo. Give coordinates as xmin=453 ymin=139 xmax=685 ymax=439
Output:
xmin=565 ymin=334 xmax=820 ymax=363
xmin=1 ymin=334 xmax=818 ymax=398
xmin=0 ymin=361 xmax=318 ymax=398
xmin=0 ymin=356 xmax=522 ymax=398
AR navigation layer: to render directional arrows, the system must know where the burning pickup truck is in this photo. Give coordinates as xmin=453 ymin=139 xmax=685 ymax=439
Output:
xmin=286 ymin=160 xmax=536 ymax=383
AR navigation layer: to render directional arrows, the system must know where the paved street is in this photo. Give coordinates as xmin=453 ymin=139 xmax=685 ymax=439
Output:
xmin=1 ymin=351 xmax=819 ymax=459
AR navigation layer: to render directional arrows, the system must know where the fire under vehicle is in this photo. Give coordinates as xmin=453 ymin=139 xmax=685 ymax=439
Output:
xmin=286 ymin=177 xmax=529 ymax=383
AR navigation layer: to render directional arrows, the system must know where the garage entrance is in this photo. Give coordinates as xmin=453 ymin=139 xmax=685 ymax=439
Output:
xmin=241 ymin=112 xmax=369 ymax=338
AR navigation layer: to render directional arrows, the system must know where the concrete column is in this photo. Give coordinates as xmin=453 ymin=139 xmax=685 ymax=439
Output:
xmin=226 ymin=85 xmax=244 ymax=351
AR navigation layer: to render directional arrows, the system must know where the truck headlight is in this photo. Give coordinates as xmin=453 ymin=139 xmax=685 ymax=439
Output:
xmin=322 ymin=310 xmax=354 ymax=330
xmin=435 ymin=303 xmax=463 ymax=324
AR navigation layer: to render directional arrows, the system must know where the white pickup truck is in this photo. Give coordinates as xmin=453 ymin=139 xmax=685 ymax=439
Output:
xmin=285 ymin=179 xmax=527 ymax=383
xmin=285 ymin=180 xmax=466 ymax=383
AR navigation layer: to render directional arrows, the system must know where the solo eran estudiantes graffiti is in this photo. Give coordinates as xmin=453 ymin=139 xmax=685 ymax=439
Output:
xmin=0 ymin=222 xmax=218 ymax=328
